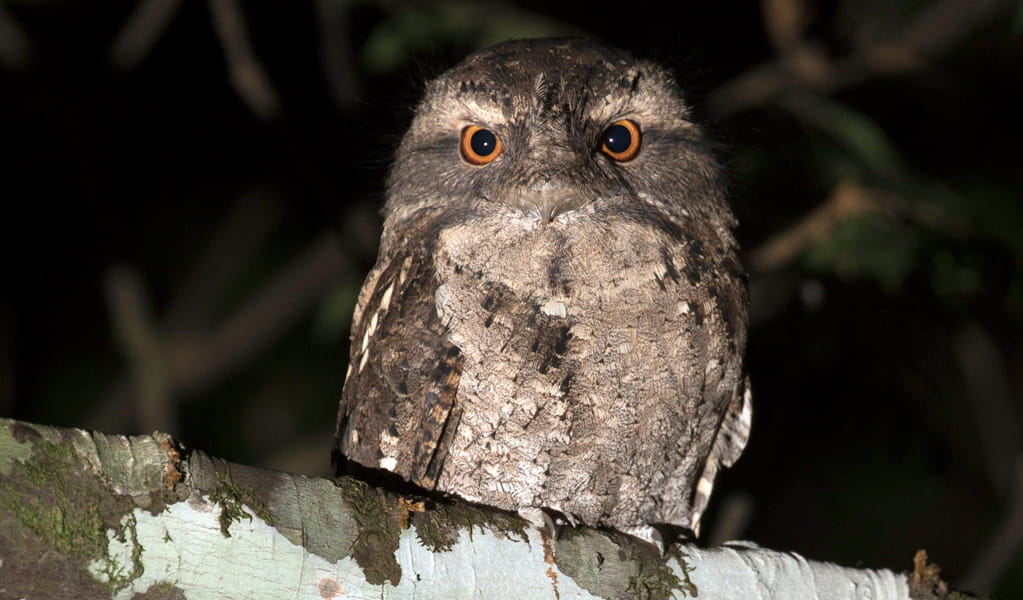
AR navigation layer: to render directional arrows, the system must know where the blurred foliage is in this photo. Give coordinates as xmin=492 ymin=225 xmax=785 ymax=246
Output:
xmin=312 ymin=280 xmax=359 ymax=344
xmin=362 ymin=1 xmax=576 ymax=74
xmin=799 ymin=95 xmax=908 ymax=183
xmin=804 ymin=213 xmax=921 ymax=291
xmin=1 ymin=0 xmax=1021 ymax=596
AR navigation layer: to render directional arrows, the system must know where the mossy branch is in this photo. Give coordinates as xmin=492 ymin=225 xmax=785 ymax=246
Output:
xmin=0 ymin=418 xmax=973 ymax=600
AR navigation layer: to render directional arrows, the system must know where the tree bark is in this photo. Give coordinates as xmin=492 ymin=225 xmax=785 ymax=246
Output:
xmin=0 ymin=418 xmax=962 ymax=599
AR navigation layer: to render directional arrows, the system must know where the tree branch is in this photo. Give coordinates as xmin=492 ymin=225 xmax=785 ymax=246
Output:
xmin=0 ymin=417 xmax=964 ymax=599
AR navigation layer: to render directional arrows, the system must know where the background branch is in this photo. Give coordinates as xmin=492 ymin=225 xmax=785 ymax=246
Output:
xmin=108 ymin=0 xmax=184 ymax=70
xmin=0 ymin=1 xmax=31 ymax=71
xmin=89 ymin=229 xmax=351 ymax=434
xmin=103 ymin=266 xmax=173 ymax=434
xmin=207 ymin=0 xmax=281 ymax=120
xmin=707 ymin=0 xmax=1011 ymax=118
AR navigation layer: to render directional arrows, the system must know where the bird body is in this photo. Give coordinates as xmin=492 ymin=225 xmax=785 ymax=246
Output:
xmin=336 ymin=38 xmax=750 ymax=537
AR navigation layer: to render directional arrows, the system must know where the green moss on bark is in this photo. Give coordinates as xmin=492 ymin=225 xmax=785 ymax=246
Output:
xmin=626 ymin=542 xmax=697 ymax=600
xmin=410 ymin=496 xmax=529 ymax=552
xmin=0 ymin=433 xmax=142 ymax=593
xmin=207 ymin=476 xmax=277 ymax=538
xmin=129 ymin=581 xmax=188 ymax=600
xmin=553 ymin=528 xmax=697 ymax=600
xmin=337 ymin=476 xmax=403 ymax=586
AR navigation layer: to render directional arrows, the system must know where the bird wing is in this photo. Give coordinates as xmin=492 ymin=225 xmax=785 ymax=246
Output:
xmin=334 ymin=245 xmax=464 ymax=489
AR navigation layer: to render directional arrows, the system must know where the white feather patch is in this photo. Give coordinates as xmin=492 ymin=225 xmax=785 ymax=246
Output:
xmin=379 ymin=282 xmax=395 ymax=312
xmin=539 ymin=299 xmax=567 ymax=317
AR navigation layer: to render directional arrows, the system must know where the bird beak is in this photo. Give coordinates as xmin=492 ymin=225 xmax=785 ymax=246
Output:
xmin=535 ymin=197 xmax=570 ymax=224
xmin=520 ymin=182 xmax=582 ymax=225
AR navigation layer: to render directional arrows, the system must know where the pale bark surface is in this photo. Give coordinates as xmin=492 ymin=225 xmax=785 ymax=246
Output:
xmin=0 ymin=418 xmax=961 ymax=599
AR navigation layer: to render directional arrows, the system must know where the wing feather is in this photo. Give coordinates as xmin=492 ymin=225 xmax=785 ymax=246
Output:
xmin=334 ymin=246 xmax=463 ymax=489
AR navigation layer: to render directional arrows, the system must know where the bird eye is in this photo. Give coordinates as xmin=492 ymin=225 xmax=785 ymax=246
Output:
xmin=599 ymin=119 xmax=641 ymax=162
xmin=460 ymin=125 xmax=503 ymax=165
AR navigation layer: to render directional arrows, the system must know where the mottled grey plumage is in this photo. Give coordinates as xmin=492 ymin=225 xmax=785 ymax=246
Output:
xmin=335 ymin=38 xmax=751 ymax=537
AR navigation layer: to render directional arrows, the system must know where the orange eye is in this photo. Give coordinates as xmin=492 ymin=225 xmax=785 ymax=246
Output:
xmin=460 ymin=125 xmax=503 ymax=165
xmin=599 ymin=119 xmax=641 ymax=162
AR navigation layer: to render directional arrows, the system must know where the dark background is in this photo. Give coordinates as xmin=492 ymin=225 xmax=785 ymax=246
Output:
xmin=2 ymin=0 xmax=1021 ymax=596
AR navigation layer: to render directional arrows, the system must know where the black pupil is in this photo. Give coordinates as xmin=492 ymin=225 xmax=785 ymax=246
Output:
xmin=470 ymin=129 xmax=498 ymax=156
xmin=603 ymin=124 xmax=632 ymax=153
